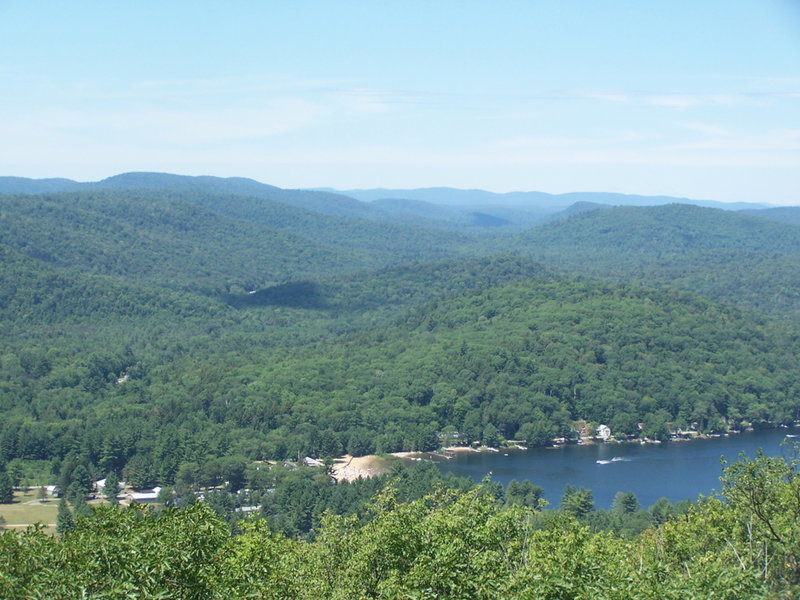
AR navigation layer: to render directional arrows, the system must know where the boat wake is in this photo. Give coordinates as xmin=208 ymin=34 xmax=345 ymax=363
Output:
xmin=596 ymin=456 xmax=631 ymax=465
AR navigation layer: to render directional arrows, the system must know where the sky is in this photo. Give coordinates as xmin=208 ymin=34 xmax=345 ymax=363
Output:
xmin=1 ymin=1 xmax=799 ymax=204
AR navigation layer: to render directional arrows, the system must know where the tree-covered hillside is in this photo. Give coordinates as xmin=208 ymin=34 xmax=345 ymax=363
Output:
xmin=167 ymin=279 xmax=797 ymax=459
xmin=514 ymin=204 xmax=800 ymax=320
xmin=740 ymin=205 xmax=800 ymax=225
xmin=2 ymin=182 xmax=800 ymax=512
xmin=3 ymin=273 xmax=797 ymax=491
xmin=0 ymin=192 xmax=361 ymax=294
xmin=521 ymin=204 xmax=800 ymax=259
xmin=0 ymin=190 xmax=484 ymax=297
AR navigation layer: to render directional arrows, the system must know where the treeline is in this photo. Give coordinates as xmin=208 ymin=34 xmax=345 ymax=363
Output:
xmin=48 ymin=457 xmax=691 ymax=543
xmin=1 ymin=453 xmax=798 ymax=599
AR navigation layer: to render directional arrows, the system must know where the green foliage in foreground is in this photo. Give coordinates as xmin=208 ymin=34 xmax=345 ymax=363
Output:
xmin=1 ymin=454 xmax=798 ymax=599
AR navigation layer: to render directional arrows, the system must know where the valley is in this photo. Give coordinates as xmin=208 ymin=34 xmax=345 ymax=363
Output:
xmin=2 ymin=173 xmax=800 ymax=596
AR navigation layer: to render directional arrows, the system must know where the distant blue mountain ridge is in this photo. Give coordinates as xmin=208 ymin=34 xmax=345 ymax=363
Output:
xmin=0 ymin=172 xmax=786 ymax=229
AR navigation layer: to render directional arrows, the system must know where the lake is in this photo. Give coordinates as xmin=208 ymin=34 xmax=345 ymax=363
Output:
xmin=426 ymin=428 xmax=800 ymax=509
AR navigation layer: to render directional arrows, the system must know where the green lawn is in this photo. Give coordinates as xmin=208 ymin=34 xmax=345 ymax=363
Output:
xmin=0 ymin=488 xmax=58 ymax=532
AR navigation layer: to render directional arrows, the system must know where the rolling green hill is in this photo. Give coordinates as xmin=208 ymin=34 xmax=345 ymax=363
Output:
xmin=3 ymin=271 xmax=797 ymax=482
xmin=740 ymin=205 xmax=800 ymax=225
xmin=520 ymin=204 xmax=800 ymax=258
xmin=514 ymin=203 xmax=800 ymax=319
xmin=183 ymin=278 xmax=798 ymax=456
xmin=2 ymin=179 xmax=800 ymax=509
xmin=0 ymin=190 xmax=485 ymax=298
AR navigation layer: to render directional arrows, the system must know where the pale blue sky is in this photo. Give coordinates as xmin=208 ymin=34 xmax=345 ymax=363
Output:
xmin=1 ymin=1 xmax=798 ymax=203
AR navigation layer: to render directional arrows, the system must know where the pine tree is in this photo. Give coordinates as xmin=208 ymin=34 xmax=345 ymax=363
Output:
xmin=104 ymin=471 xmax=120 ymax=505
xmin=72 ymin=493 xmax=92 ymax=520
xmin=66 ymin=482 xmax=84 ymax=503
xmin=70 ymin=464 xmax=93 ymax=496
xmin=560 ymin=485 xmax=594 ymax=518
xmin=612 ymin=491 xmax=640 ymax=514
xmin=0 ymin=471 xmax=14 ymax=504
xmin=56 ymin=498 xmax=75 ymax=534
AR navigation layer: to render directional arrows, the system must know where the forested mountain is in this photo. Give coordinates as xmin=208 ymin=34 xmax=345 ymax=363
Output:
xmin=740 ymin=205 xmax=800 ymax=225
xmin=520 ymin=203 xmax=800 ymax=258
xmin=0 ymin=192 xmax=360 ymax=295
xmin=0 ymin=248 xmax=559 ymax=473
xmin=367 ymin=198 xmax=521 ymax=229
xmin=514 ymin=203 xmax=800 ymax=320
xmin=166 ymin=279 xmax=799 ymax=458
xmin=0 ymin=190 xmax=483 ymax=296
xmin=336 ymin=185 xmax=768 ymax=210
xmin=2 ymin=176 xmax=800 ymax=600
xmin=0 ymin=173 xmax=375 ymax=220
xmin=0 ymin=244 xmax=223 ymax=331
xmin=3 ymin=271 xmax=797 ymax=492
xmin=95 ymin=172 xmax=380 ymax=221
xmin=0 ymin=176 xmax=81 ymax=194
xmin=143 ymin=189 xmax=484 ymax=252
xmin=3 ymin=173 xmax=773 ymax=233
xmin=2 ymin=179 xmax=800 ymax=540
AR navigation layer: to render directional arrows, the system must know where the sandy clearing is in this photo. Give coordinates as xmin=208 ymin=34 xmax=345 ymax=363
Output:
xmin=332 ymin=454 xmax=393 ymax=483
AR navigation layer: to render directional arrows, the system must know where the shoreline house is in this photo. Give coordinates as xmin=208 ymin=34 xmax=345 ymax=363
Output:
xmin=596 ymin=424 xmax=612 ymax=441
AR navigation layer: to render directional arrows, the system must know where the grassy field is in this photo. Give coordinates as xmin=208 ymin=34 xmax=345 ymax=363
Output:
xmin=0 ymin=488 xmax=58 ymax=532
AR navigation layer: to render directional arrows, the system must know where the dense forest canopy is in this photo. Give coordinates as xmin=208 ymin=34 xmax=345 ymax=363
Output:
xmin=1 ymin=183 xmax=799 ymax=471
xmin=513 ymin=204 xmax=800 ymax=320
xmin=2 ymin=174 xmax=800 ymax=596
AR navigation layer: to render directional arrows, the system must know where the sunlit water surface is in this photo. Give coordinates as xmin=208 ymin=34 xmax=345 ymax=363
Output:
xmin=423 ymin=428 xmax=799 ymax=508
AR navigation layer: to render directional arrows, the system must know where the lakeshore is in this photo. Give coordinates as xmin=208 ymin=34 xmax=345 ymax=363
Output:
xmin=434 ymin=427 xmax=799 ymax=508
xmin=327 ymin=427 xmax=800 ymax=509
xmin=331 ymin=454 xmax=393 ymax=482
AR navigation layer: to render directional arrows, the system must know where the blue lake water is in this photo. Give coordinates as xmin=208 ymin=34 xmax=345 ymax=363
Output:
xmin=427 ymin=428 xmax=800 ymax=509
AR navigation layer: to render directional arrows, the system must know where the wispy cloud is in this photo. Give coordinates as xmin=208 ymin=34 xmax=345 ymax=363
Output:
xmin=663 ymin=128 xmax=800 ymax=154
xmin=325 ymin=87 xmax=425 ymax=115
xmin=578 ymin=87 xmax=798 ymax=109
xmin=646 ymin=93 xmax=701 ymax=109
xmin=578 ymin=90 xmax=630 ymax=103
xmin=0 ymin=100 xmax=331 ymax=148
xmin=495 ymin=131 xmax=646 ymax=150
xmin=676 ymin=122 xmax=732 ymax=136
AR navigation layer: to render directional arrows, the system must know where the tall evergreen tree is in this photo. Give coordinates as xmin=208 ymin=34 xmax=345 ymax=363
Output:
xmin=612 ymin=491 xmax=640 ymax=514
xmin=103 ymin=471 xmax=120 ymax=505
xmin=56 ymin=498 xmax=75 ymax=534
xmin=72 ymin=494 xmax=92 ymax=520
xmin=70 ymin=464 xmax=93 ymax=496
xmin=0 ymin=471 xmax=14 ymax=504
xmin=561 ymin=485 xmax=594 ymax=518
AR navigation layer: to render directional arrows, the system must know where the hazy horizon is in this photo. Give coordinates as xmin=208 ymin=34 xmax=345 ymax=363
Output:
xmin=1 ymin=1 xmax=798 ymax=204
